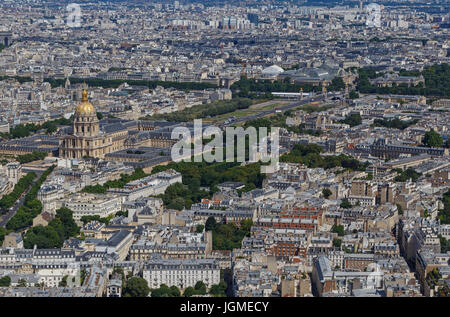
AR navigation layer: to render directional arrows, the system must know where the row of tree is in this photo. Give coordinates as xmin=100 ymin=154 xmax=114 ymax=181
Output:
xmin=16 ymin=151 xmax=47 ymax=164
xmin=82 ymin=168 xmax=148 ymax=194
xmin=371 ymin=118 xmax=419 ymax=130
xmin=142 ymin=98 xmax=253 ymax=122
xmin=122 ymin=277 xmax=226 ymax=297
xmin=45 ymin=77 xmax=217 ymax=91
xmin=439 ymin=235 xmax=450 ymax=253
xmin=243 ymin=115 xmax=322 ymax=136
xmin=0 ymin=172 xmax=37 ymax=211
xmin=6 ymin=165 xmax=56 ymax=231
xmin=0 ymin=76 xmax=32 ymax=84
xmin=280 ymin=143 xmax=369 ymax=171
xmin=0 ymin=117 xmax=72 ymax=140
xmin=438 ymin=189 xmax=450 ymax=225
xmin=393 ymin=168 xmax=422 ymax=182
xmin=80 ymin=214 xmax=115 ymax=225
xmin=0 ymin=227 xmax=6 ymax=245
xmin=231 ymin=76 xmax=346 ymax=94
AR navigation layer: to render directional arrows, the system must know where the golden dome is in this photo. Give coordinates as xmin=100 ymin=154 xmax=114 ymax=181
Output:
xmin=75 ymin=90 xmax=95 ymax=115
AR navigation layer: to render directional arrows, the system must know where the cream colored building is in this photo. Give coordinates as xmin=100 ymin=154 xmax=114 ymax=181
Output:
xmin=6 ymin=163 xmax=22 ymax=186
xmin=63 ymin=193 xmax=122 ymax=224
xmin=59 ymin=90 xmax=129 ymax=159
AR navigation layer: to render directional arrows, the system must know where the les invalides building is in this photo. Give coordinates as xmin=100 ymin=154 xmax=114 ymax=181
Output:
xmin=59 ymin=89 xmax=118 ymax=159
xmin=58 ymin=89 xmax=182 ymax=162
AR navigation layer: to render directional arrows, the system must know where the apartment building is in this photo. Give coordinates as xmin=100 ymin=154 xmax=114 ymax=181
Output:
xmin=63 ymin=193 xmax=122 ymax=224
xmin=143 ymin=258 xmax=220 ymax=290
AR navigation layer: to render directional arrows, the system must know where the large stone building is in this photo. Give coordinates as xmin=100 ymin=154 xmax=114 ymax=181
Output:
xmin=0 ymin=89 xmax=215 ymax=171
xmin=63 ymin=193 xmax=122 ymax=224
xmin=59 ymin=90 xmax=125 ymax=159
xmin=57 ymin=89 xmax=207 ymax=163
xmin=143 ymin=258 xmax=220 ymax=290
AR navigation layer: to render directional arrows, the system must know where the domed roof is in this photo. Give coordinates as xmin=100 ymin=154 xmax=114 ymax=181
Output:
xmin=75 ymin=90 xmax=95 ymax=116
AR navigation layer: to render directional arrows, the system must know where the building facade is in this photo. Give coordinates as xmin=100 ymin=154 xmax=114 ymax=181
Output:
xmin=59 ymin=90 xmax=114 ymax=159
xmin=143 ymin=258 xmax=220 ymax=290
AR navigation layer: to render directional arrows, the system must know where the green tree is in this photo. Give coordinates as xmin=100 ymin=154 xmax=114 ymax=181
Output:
xmin=397 ymin=204 xmax=404 ymax=215
xmin=438 ymin=189 xmax=450 ymax=224
xmin=371 ymin=118 xmax=418 ymax=130
xmin=205 ymin=217 xmax=217 ymax=231
xmin=329 ymin=77 xmax=346 ymax=90
xmin=322 ymin=188 xmax=332 ymax=199
xmin=194 ymin=281 xmax=207 ymax=295
xmin=17 ymin=279 xmax=27 ymax=287
xmin=123 ymin=277 xmax=150 ymax=297
xmin=169 ymin=285 xmax=181 ymax=297
xmin=23 ymin=225 xmax=61 ymax=249
xmin=59 ymin=275 xmax=68 ymax=287
xmin=349 ymin=90 xmax=359 ymax=99
xmin=209 ymin=281 xmax=227 ymax=297
xmin=54 ymin=207 xmax=80 ymax=239
xmin=183 ymin=286 xmax=195 ymax=297
xmin=422 ymin=130 xmax=443 ymax=148
xmin=23 ymin=207 xmax=79 ymax=249
xmin=438 ymin=235 xmax=450 ymax=253
xmin=340 ymin=198 xmax=352 ymax=209
xmin=44 ymin=122 xmax=57 ymax=134
xmin=0 ymin=227 xmax=6 ymax=245
xmin=195 ymin=224 xmax=205 ymax=233
xmin=82 ymin=184 xmax=107 ymax=194
xmin=332 ymin=238 xmax=342 ymax=248
xmin=150 ymin=284 xmax=175 ymax=297
xmin=0 ymin=172 xmax=37 ymax=210
xmin=331 ymin=224 xmax=345 ymax=236
xmin=16 ymin=151 xmax=47 ymax=164
xmin=167 ymin=197 xmax=186 ymax=211
xmin=0 ymin=276 xmax=11 ymax=287
xmin=240 ymin=219 xmax=253 ymax=234
xmin=80 ymin=269 xmax=87 ymax=285
xmin=340 ymin=114 xmax=362 ymax=127
xmin=394 ymin=168 xmax=421 ymax=182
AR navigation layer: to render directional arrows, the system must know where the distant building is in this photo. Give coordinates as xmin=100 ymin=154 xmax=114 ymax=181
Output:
xmin=32 ymin=212 xmax=54 ymax=227
xmin=370 ymin=139 xmax=447 ymax=159
xmin=261 ymin=65 xmax=285 ymax=79
xmin=0 ymin=121 xmax=9 ymax=134
xmin=6 ymin=163 xmax=22 ymax=186
xmin=2 ymin=233 xmax=23 ymax=249
xmin=37 ymin=184 xmax=65 ymax=214
xmin=59 ymin=90 xmax=117 ymax=159
xmin=95 ymin=230 xmax=133 ymax=261
xmin=63 ymin=193 xmax=122 ymax=224
xmin=143 ymin=258 xmax=220 ymax=290
xmin=217 ymin=181 xmax=245 ymax=192
xmin=106 ymin=278 xmax=122 ymax=297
